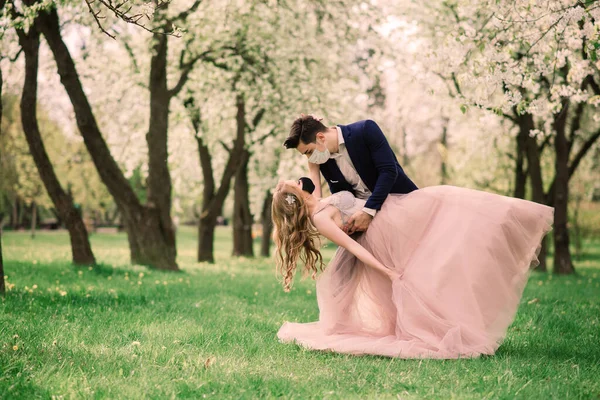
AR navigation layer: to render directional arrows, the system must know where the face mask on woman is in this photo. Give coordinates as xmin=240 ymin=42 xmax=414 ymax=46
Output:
xmin=298 ymin=177 xmax=316 ymax=194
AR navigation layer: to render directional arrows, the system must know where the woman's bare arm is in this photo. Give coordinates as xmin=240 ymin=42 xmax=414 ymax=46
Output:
xmin=313 ymin=211 xmax=396 ymax=279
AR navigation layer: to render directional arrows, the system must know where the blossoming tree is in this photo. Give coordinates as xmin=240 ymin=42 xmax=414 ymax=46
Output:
xmin=410 ymin=0 xmax=600 ymax=273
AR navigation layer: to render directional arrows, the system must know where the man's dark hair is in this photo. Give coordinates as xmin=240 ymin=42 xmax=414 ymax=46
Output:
xmin=283 ymin=115 xmax=327 ymax=149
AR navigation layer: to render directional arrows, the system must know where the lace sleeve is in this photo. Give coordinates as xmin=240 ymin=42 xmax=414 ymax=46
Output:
xmin=330 ymin=191 xmax=357 ymax=213
xmin=314 ymin=191 xmax=363 ymax=221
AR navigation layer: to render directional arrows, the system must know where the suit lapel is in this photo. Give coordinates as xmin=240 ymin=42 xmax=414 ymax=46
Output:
xmin=339 ymin=124 xmax=369 ymax=188
xmin=320 ymin=159 xmax=343 ymax=182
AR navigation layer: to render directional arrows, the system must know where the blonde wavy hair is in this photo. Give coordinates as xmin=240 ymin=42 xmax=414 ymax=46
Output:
xmin=271 ymin=181 xmax=324 ymax=292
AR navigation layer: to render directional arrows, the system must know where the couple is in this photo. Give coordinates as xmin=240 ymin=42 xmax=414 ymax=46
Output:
xmin=271 ymin=115 xmax=554 ymax=359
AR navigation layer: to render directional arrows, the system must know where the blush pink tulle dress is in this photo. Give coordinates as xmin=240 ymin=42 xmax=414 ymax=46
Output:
xmin=277 ymin=186 xmax=554 ymax=359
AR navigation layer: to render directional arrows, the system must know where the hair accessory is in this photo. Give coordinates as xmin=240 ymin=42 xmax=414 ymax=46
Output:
xmin=286 ymin=195 xmax=296 ymax=205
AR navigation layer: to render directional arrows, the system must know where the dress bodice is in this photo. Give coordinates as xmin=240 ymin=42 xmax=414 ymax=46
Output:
xmin=313 ymin=191 xmax=366 ymax=225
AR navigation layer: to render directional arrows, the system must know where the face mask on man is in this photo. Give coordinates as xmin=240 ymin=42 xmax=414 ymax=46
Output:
xmin=298 ymin=177 xmax=316 ymax=194
xmin=307 ymin=138 xmax=330 ymax=164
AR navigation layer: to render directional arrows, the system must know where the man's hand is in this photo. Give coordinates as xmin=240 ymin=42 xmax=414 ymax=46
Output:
xmin=343 ymin=211 xmax=373 ymax=235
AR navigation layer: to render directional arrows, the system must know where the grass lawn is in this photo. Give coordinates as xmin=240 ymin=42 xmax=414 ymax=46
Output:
xmin=1 ymin=227 xmax=599 ymax=399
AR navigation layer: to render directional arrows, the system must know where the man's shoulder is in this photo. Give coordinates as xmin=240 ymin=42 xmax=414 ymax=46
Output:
xmin=340 ymin=119 xmax=380 ymax=134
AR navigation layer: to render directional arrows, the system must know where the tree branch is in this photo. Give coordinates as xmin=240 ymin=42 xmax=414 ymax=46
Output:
xmin=568 ymin=129 xmax=600 ymax=178
xmin=84 ymin=0 xmax=116 ymax=39
xmin=183 ymin=95 xmax=216 ymax=204
xmin=9 ymin=48 xmax=23 ymax=62
xmin=168 ymin=49 xmax=213 ymax=97
xmin=83 ymin=0 xmax=178 ymax=38
xmin=169 ymin=0 xmax=202 ymax=23
xmin=451 ymin=72 xmax=462 ymax=96
xmin=546 ymin=128 xmax=600 ymax=203
xmin=122 ymin=39 xmax=139 ymax=74
xmin=219 ymin=141 xmax=232 ymax=154
xmin=433 ymin=72 xmax=459 ymax=98
xmin=538 ymin=134 xmax=552 ymax=153
xmin=251 ymin=108 xmax=265 ymax=130
xmin=202 ymin=54 xmax=230 ymax=71
xmin=251 ymin=127 xmax=276 ymax=146
xmin=168 ymin=62 xmax=195 ymax=97
xmin=567 ymin=101 xmax=585 ymax=153
xmin=588 ymin=76 xmax=600 ymax=95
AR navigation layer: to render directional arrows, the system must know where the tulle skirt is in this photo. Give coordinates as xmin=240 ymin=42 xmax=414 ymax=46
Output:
xmin=277 ymin=185 xmax=554 ymax=358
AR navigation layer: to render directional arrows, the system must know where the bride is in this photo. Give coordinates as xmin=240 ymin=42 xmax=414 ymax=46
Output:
xmin=271 ymin=178 xmax=553 ymax=359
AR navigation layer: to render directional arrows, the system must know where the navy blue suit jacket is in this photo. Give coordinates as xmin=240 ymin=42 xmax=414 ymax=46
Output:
xmin=319 ymin=120 xmax=418 ymax=211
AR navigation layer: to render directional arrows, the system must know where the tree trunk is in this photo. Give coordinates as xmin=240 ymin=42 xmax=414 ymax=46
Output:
xmin=17 ymin=197 xmax=25 ymax=229
xmin=0 ymin=222 xmax=4 ymax=296
xmin=439 ymin=119 xmax=449 ymax=185
xmin=185 ymin=97 xmax=218 ymax=263
xmin=185 ymin=95 xmax=247 ymax=263
xmin=37 ymin=5 xmax=177 ymax=270
xmin=260 ymin=190 xmax=273 ymax=257
xmin=519 ymin=112 xmax=548 ymax=271
xmin=145 ymin=26 xmax=177 ymax=268
xmin=546 ymin=128 xmax=600 ymax=205
xmin=30 ymin=201 xmax=37 ymax=239
xmin=122 ymin=214 xmax=142 ymax=261
xmin=0 ymin=60 xmax=5 ymax=295
xmin=198 ymin=215 xmax=217 ymax=263
xmin=106 ymin=208 xmax=120 ymax=226
xmin=17 ymin=21 xmax=96 ymax=264
xmin=20 ymin=201 xmax=35 ymax=231
xmin=11 ymin=197 xmax=18 ymax=229
xmin=401 ymin=126 xmax=409 ymax=167
xmin=552 ymin=100 xmax=574 ymax=274
xmin=232 ymin=149 xmax=254 ymax=257
xmin=125 ymin=206 xmax=177 ymax=268
xmin=513 ymin=123 xmax=527 ymax=199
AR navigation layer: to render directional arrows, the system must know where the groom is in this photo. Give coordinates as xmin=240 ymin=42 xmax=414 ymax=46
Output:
xmin=283 ymin=115 xmax=418 ymax=235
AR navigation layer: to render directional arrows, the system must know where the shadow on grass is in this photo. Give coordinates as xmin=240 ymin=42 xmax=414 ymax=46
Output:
xmin=496 ymin=337 xmax=600 ymax=366
xmin=0 ymin=357 xmax=52 ymax=399
xmin=5 ymin=259 xmax=186 ymax=280
xmin=85 ymin=262 xmax=185 ymax=277
xmin=2 ymin=290 xmax=157 ymax=313
xmin=86 ymin=262 xmax=141 ymax=277
xmin=274 ymin=327 xmax=600 ymax=368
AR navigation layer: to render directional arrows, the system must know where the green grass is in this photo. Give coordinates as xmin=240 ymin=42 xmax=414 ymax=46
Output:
xmin=1 ymin=227 xmax=600 ymax=399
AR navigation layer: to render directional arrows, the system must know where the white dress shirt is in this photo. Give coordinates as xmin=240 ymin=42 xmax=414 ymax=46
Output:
xmin=330 ymin=126 xmax=377 ymax=217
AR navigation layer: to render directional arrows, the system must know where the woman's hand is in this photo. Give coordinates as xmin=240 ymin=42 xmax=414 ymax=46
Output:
xmin=313 ymin=214 xmax=400 ymax=281
xmin=385 ymin=269 xmax=401 ymax=281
